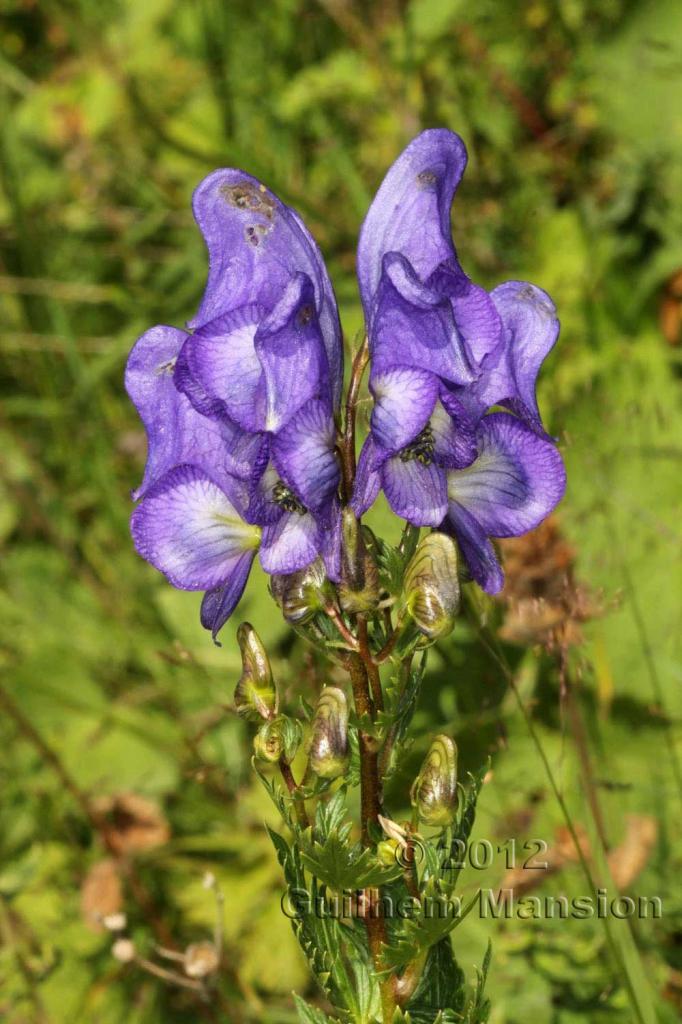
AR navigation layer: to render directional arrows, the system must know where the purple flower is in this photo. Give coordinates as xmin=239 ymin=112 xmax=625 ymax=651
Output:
xmin=126 ymin=171 xmax=343 ymax=638
xmin=352 ymin=129 xmax=565 ymax=591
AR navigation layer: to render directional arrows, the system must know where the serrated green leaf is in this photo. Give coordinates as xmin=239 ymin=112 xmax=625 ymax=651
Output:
xmin=293 ymin=992 xmax=342 ymax=1023
xmin=301 ymin=830 xmax=403 ymax=890
xmin=381 ymin=882 xmax=480 ymax=972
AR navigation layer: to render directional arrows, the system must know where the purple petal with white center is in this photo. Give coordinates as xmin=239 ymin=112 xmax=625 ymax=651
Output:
xmin=370 ymin=365 xmax=438 ymax=453
xmin=351 ymin=436 xmax=382 ymax=517
xmin=446 ymin=502 xmax=505 ymax=594
xmin=254 ymin=272 xmax=329 ymax=433
xmin=271 ymin=399 xmax=339 ymax=511
xmin=446 ymin=413 xmax=566 ymax=538
xmin=430 ymin=400 xmax=477 ymax=469
xmin=200 ymin=551 xmax=255 ymax=641
xmin=259 ymin=511 xmax=319 ymax=575
xmin=131 ymin=465 xmax=260 ymax=591
xmin=176 ymin=304 xmax=266 ymax=432
xmin=371 ymin=253 xmax=477 ymax=386
xmin=189 ymin=169 xmax=343 ymax=407
xmin=489 ymin=280 xmax=560 ymax=431
xmin=125 ymin=325 xmax=259 ymax=498
xmin=382 ymin=455 xmax=448 ymax=527
xmin=357 ymin=129 xmax=468 ymax=317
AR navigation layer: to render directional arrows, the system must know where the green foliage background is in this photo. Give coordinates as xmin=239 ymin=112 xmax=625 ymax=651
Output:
xmin=1 ymin=1 xmax=681 ymax=1021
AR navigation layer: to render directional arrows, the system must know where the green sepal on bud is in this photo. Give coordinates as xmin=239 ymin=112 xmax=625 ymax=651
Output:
xmin=253 ymin=716 xmax=303 ymax=765
xmin=404 ymin=532 xmax=460 ymax=640
xmin=339 ymin=510 xmax=380 ymax=614
xmin=234 ymin=623 xmax=278 ymax=722
xmin=269 ymin=558 xmax=331 ymax=625
xmin=308 ymin=687 xmax=350 ymax=780
xmin=410 ymin=735 xmax=458 ymax=827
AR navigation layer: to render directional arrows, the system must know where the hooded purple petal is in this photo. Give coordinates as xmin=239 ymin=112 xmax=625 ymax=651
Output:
xmin=370 ymin=365 xmax=438 ymax=453
xmin=446 ymin=502 xmax=505 ymax=594
xmin=351 ymin=436 xmax=382 ymax=518
xmin=271 ymin=399 xmax=339 ymax=511
xmin=370 ymin=253 xmax=477 ymax=386
xmin=259 ymin=511 xmax=319 ymax=575
xmin=255 ymin=273 xmax=329 ymax=433
xmin=131 ymin=465 xmax=260 ymax=590
xmin=125 ymin=325 xmax=259 ymax=498
xmin=382 ymin=454 xmax=448 ymax=527
xmin=200 ymin=552 xmax=256 ymax=641
xmin=189 ymin=169 xmax=342 ymax=406
xmin=357 ymin=129 xmax=468 ymax=318
xmin=446 ymin=413 xmax=566 ymax=538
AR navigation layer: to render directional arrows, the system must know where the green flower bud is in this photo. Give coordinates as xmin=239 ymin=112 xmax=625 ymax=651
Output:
xmin=404 ymin=532 xmax=460 ymax=640
xmin=308 ymin=687 xmax=350 ymax=780
xmin=377 ymin=838 xmax=400 ymax=867
xmin=339 ymin=511 xmax=380 ymax=613
xmin=269 ymin=558 xmax=330 ymax=625
xmin=410 ymin=735 xmax=458 ymax=827
xmin=234 ymin=623 xmax=277 ymax=722
xmin=253 ymin=716 xmax=302 ymax=765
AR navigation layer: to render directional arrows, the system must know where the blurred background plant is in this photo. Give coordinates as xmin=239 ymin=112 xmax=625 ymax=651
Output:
xmin=0 ymin=1 xmax=681 ymax=1021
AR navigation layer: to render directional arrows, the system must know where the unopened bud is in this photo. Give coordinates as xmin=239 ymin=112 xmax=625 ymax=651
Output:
xmin=112 ymin=938 xmax=136 ymax=963
xmin=253 ymin=716 xmax=302 ymax=765
xmin=234 ymin=623 xmax=277 ymax=722
xmin=270 ymin=558 xmax=330 ymax=625
xmin=184 ymin=940 xmax=219 ymax=978
xmin=308 ymin=687 xmax=350 ymax=780
xmin=339 ymin=512 xmax=380 ymax=613
xmin=410 ymin=735 xmax=458 ymax=827
xmin=377 ymin=838 xmax=400 ymax=866
xmin=404 ymin=532 xmax=460 ymax=640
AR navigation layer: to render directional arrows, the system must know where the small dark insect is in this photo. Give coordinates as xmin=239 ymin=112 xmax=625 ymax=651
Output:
xmin=272 ymin=481 xmax=306 ymax=515
xmin=400 ymin=424 xmax=435 ymax=465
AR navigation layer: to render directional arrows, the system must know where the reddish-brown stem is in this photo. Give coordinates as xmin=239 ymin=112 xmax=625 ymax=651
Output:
xmin=279 ymin=758 xmax=309 ymax=829
xmin=357 ymin=617 xmax=383 ymax=713
xmin=325 ymin=603 xmax=360 ymax=651
xmin=374 ymin=622 xmax=403 ymax=665
xmin=345 ymin=651 xmax=395 ymax=1017
xmin=341 ymin=337 xmax=369 ymax=501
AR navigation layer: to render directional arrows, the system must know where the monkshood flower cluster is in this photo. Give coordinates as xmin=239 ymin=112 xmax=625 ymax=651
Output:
xmin=126 ymin=129 xmax=565 ymax=639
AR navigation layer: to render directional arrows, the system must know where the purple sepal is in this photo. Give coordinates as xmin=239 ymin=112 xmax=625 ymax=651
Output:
xmin=189 ymin=168 xmax=343 ymax=407
xmin=200 ymin=551 xmax=256 ymax=642
xmin=357 ymin=129 xmax=468 ymax=318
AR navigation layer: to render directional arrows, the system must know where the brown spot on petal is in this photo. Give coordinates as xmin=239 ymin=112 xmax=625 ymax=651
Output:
xmin=417 ymin=169 xmax=438 ymax=187
xmin=245 ymin=224 xmax=269 ymax=247
xmin=221 ymin=182 xmax=276 ymax=220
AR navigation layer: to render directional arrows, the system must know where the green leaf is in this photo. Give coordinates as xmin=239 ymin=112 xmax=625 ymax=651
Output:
xmin=463 ymin=941 xmax=492 ymax=1024
xmin=301 ymin=830 xmax=402 ymax=890
xmin=381 ymin=882 xmax=480 ymax=972
xmin=293 ymin=993 xmax=342 ymax=1024
xmin=406 ymin=938 xmax=465 ymax=1017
